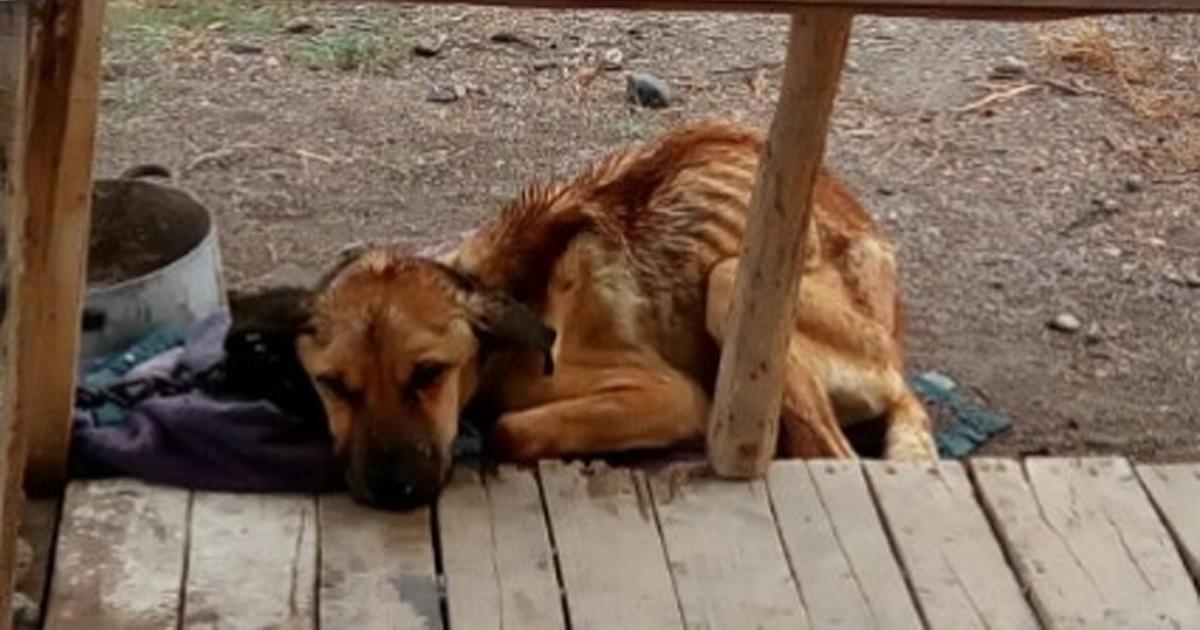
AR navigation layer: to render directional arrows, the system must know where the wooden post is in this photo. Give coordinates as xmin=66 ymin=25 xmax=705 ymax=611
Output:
xmin=0 ymin=4 xmax=31 ymax=626
xmin=706 ymin=8 xmax=853 ymax=478
xmin=12 ymin=0 xmax=107 ymax=495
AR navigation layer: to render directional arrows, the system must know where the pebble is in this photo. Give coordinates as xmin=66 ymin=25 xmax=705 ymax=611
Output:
xmin=282 ymin=17 xmax=318 ymax=34
xmin=227 ymin=41 xmax=265 ymax=55
xmin=530 ymin=58 xmax=560 ymax=72
xmin=1092 ymin=196 xmax=1120 ymax=213
xmin=601 ymin=48 xmax=624 ymax=71
xmin=876 ymin=185 xmax=896 ymax=196
xmin=989 ymin=56 xmax=1029 ymax=80
xmin=626 ymin=71 xmax=675 ymax=109
xmin=1083 ymin=323 xmax=1104 ymax=345
xmin=426 ymin=84 xmax=466 ymax=104
xmin=1048 ymin=312 xmax=1082 ymax=333
xmin=919 ymin=371 xmax=957 ymax=391
xmin=1124 ymin=174 xmax=1145 ymax=193
xmin=412 ymin=35 xmax=446 ymax=58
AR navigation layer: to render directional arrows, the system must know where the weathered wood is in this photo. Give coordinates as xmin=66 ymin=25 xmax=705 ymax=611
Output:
xmin=972 ymin=458 xmax=1200 ymax=629
xmin=319 ymin=493 xmax=442 ymax=630
xmin=438 ymin=465 xmax=565 ymax=630
xmin=14 ymin=0 xmax=107 ymax=495
xmin=865 ymin=460 xmax=1039 ymax=630
xmin=706 ymin=8 xmax=852 ymax=478
xmin=43 ymin=480 xmax=190 ymax=630
xmin=184 ymin=492 xmax=317 ymax=630
xmin=649 ymin=464 xmax=808 ymax=629
xmin=538 ymin=460 xmax=682 ymax=630
xmin=1137 ymin=463 xmax=1200 ymax=583
xmin=767 ymin=460 xmax=922 ymax=630
xmin=0 ymin=5 xmax=30 ymax=627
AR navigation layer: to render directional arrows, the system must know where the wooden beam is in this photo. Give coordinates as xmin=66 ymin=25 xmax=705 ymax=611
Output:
xmin=0 ymin=4 xmax=32 ymax=629
xmin=705 ymin=8 xmax=851 ymax=478
xmin=326 ymin=0 xmax=1200 ymax=19
xmin=13 ymin=0 xmax=107 ymax=495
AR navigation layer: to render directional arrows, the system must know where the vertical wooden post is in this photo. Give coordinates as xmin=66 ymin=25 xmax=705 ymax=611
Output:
xmin=0 ymin=4 xmax=31 ymax=626
xmin=706 ymin=8 xmax=853 ymax=478
xmin=14 ymin=0 xmax=107 ymax=495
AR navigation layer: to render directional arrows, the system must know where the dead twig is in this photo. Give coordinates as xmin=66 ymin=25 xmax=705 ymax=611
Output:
xmin=952 ymin=83 xmax=1041 ymax=114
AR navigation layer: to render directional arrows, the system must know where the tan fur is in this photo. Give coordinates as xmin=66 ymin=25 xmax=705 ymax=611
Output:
xmin=299 ymin=120 xmax=935 ymax=504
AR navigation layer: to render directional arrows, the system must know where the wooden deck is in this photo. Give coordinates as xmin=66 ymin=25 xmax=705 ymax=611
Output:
xmin=16 ymin=456 xmax=1200 ymax=629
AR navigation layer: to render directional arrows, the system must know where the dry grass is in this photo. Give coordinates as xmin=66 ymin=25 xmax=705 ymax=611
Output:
xmin=1035 ymin=17 xmax=1200 ymax=171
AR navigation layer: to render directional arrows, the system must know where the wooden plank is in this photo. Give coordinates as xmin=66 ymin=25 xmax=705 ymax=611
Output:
xmin=184 ymin=492 xmax=317 ymax=630
xmin=767 ymin=460 xmax=922 ymax=630
xmin=538 ymin=460 xmax=682 ymax=630
xmin=649 ymin=464 xmax=809 ymax=629
xmin=973 ymin=458 xmax=1200 ymax=629
xmin=865 ymin=460 xmax=1039 ymax=630
xmin=14 ymin=499 xmax=58 ymax=628
xmin=0 ymin=4 xmax=30 ymax=627
xmin=1137 ymin=463 xmax=1200 ymax=583
xmin=319 ymin=493 xmax=442 ymax=630
xmin=706 ymin=8 xmax=852 ymax=478
xmin=348 ymin=0 xmax=1199 ymax=19
xmin=438 ymin=465 xmax=564 ymax=630
xmin=43 ymin=480 xmax=190 ymax=630
xmin=15 ymin=0 xmax=107 ymax=494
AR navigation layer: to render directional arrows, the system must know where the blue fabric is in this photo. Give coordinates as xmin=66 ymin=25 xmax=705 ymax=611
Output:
xmin=914 ymin=372 xmax=1013 ymax=458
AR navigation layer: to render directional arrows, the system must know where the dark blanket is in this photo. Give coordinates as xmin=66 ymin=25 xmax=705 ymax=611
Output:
xmin=71 ymin=311 xmax=344 ymax=493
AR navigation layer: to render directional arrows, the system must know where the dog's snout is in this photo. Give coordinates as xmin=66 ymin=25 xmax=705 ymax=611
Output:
xmin=347 ymin=446 xmax=446 ymax=511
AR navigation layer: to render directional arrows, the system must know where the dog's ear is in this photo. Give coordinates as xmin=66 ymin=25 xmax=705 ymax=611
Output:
xmin=462 ymin=290 xmax=557 ymax=375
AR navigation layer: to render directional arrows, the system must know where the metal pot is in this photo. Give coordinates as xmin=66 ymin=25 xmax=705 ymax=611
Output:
xmin=80 ymin=166 xmax=226 ymax=360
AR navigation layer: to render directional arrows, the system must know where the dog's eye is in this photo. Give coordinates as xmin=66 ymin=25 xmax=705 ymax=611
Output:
xmin=315 ymin=374 xmax=360 ymax=403
xmin=408 ymin=361 xmax=449 ymax=392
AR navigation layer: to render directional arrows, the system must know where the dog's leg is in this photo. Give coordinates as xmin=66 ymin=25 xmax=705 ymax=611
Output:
xmin=882 ymin=388 xmax=937 ymax=460
xmin=489 ymin=362 xmax=709 ymax=463
xmin=706 ymin=258 xmax=856 ymax=459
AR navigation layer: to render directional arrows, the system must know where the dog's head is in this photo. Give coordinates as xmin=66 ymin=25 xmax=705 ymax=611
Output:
xmin=289 ymin=247 xmax=554 ymax=509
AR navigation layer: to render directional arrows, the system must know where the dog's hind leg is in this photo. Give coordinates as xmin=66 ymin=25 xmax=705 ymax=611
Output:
xmin=705 ymin=258 xmax=855 ymax=459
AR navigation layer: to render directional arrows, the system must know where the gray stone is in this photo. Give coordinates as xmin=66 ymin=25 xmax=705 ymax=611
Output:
xmin=413 ymin=35 xmax=446 ymax=58
xmin=626 ymin=71 xmax=675 ymax=109
xmin=1048 ymin=312 xmax=1082 ymax=333
xmin=427 ymin=85 xmax=466 ymax=104
xmin=989 ymin=56 xmax=1029 ymax=80
xmin=227 ymin=41 xmax=265 ymax=55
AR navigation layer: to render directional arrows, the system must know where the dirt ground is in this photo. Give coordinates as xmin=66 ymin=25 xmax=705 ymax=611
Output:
xmin=94 ymin=1 xmax=1200 ymax=462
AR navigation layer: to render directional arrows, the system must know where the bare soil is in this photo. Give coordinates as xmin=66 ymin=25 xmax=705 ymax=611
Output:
xmin=95 ymin=1 xmax=1200 ymax=462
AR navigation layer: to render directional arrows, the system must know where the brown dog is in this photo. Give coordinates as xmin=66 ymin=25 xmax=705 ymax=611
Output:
xmin=292 ymin=120 xmax=935 ymax=508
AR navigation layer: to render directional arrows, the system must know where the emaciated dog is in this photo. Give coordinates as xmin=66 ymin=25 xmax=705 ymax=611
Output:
xmin=288 ymin=120 xmax=936 ymax=509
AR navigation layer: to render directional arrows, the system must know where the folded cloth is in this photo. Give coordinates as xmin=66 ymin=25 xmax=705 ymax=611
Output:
xmin=71 ymin=311 xmax=343 ymax=493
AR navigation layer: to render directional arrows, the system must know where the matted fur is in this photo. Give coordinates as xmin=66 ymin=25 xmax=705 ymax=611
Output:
xmin=297 ymin=119 xmax=935 ymax=507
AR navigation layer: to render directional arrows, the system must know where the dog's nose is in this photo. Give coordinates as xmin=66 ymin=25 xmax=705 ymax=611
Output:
xmin=348 ymin=451 xmax=444 ymax=511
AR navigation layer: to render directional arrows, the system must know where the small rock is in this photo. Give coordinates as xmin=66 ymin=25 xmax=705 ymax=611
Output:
xmin=601 ymin=48 xmax=624 ymax=71
xmin=282 ymin=17 xmax=318 ymax=34
xmin=626 ymin=71 xmax=675 ymax=109
xmin=1091 ymin=196 xmax=1120 ymax=213
xmin=876 ymin=185 xmax=896 ymax=196
xmin=412 ymin=35 xmax=446 ymax=58
xmin=1124 ymin=174 xmax=1145 ymax=193
xmin=227 ymin=41 xmax=265 ymax=55
xmin=426 ymin=84 xmax=466 ymax=104
xmin=1083 ymin=323 xmax=1104 ymax=345
xmin=1148 ymin=237 xmax=1167 ymax=248
xmin=1048 ymin=312 xmax=1082 ymax=333
xmin=530 ymin=58 xmax=559 ymax=72
xmin=989 ymin=56 xmax=1029 ymax=80
xmin=1100 ymin=245 xmax=1122 ymax=258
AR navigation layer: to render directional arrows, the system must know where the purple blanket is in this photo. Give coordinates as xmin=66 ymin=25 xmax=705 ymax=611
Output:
xmin=71 ymin=312 xmax=344 ymax=493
